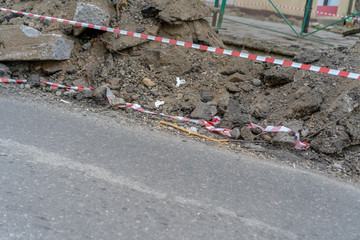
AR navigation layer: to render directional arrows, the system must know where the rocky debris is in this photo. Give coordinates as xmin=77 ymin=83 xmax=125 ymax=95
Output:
xmin=325 ymin=85 xmax=360 ymax=120
xmin=240 ymin=126 xmax=254 ymax=142
xmin=110 ymin=97 xmax=126 ymax=106
xmin=311 ymin=125 xmax=351 ymax=154
xmin=27 ymin=74 xmax=40 ymax=87
xmin=219 ymin=99 xmax=251 ymax=129
xmin=190 ymin=100 xmax=217 ymax=121
xmin=272 ymin=120 xmax=303 ymax=149
xmin=108 ymin=77 xmax=121 ymax=89
xmin=41 ymin=61 xmax=68 ymax=75
xmin=142 ymin=78 xmax=156 ymax=88
xmin=231 ymin=127 xmax=241 ymax=139
xmin=263 ymin=65 xmax=296 ymax=86
xmin=145 ymin=46 xmax=192 ymax=75
xmin=92 ymin=86 xmax=108 ymax=104
xmin=227 ymin=72 xmax=247 ymax=83
xmin=103 ymin=14 xmax=160 ymax=52
xmin=252 ymin=78 xmax=262 ymax=86
xmin=0 ymin=63 xmax=11 ymax=78
xmin=158 ymin=19 xmax=224 ymax=48
xmin=76 ymin=89 xmax=93 ymax=101
xmin=286 ymin=86 xmax=324 ymax=118
xmin=200 ymin=89 xmax=214 ymax=103
xmin=73 ymin=2 xmax=111 ymax=36
xmin=150 ymin=0 xmax=211 ymax=24
xmin=1 ymin=0 xmax=360 ymax=178
xmin=0 ymin=25 xmax=74 ymax=61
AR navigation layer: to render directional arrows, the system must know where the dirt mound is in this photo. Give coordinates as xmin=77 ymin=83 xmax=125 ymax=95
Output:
xmin=0 ymin=0 xmax=359 ymax=178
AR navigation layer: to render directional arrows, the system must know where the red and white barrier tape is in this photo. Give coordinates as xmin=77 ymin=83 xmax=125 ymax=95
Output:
xmin=40 ymin=80 xmax=94 ymax=91
xmin=249 ymin=123 xmax=309 ymax=150
xmin=0 ymin=77 xmax=93 ymax=91
xmin=205 ymin=1 xmax=360 ymax=20
xmin=0 ymin=78 xmax=27 ymax=83
xmin=1 ymin=7 xmax=360 ymax=80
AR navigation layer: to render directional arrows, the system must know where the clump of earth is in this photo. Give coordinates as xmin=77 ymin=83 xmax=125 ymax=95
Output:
xmin=0 ymin=0 xmax=359 ymax=180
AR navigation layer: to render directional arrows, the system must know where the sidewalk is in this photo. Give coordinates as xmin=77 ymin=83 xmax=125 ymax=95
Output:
xmin=211 ymin=14 xmax=359 ymax=56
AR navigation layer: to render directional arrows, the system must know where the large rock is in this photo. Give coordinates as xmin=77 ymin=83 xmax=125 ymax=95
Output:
xmin=145 ymin=46 xmax=192 ymax=75
xmin=190 ymin=100 xmax=217 ymax=121
xmin=0 ymin=25 xmax=74 ymax=61
xmin=285 ymin=86 xmax=324 ymax=118
xmin=150 ymin=0 xmax=211 ymax=24
xmin=272 ymin=120 xmax=303 ymax=149
xmin=158 ymin=19 xmax=224 ymax=48
xmin=103 ymin=12 xmax=160 ymax=52
xmin=264 ymin=65 xmax=297 ymax=86
xmin=219 ymin=99 xmax=251 ymax=129
xmin=0 ymin=63 xmax=11 ymax=78
xmin=311 ymin=126 xmax=351 ymax=154
xmin=73 ymin=2 xmax=111 ymax=36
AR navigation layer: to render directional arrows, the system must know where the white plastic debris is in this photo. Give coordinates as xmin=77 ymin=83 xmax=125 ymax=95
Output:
xmin=155 ymin=100 xmax=165 ymax=108
xmin=186 ymin=127 xmax=198 ymax=133
xmin=175 ymin=77 xmax=186 ymax=87
xmin=60 ymin=99 xmax=71 ymax=104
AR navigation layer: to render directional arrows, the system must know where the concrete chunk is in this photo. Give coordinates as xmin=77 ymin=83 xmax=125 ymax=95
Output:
xmin=73 ymin=2 xmax=110 ymax=36
xmin=0 ymin=25 xmax=74 ymax=61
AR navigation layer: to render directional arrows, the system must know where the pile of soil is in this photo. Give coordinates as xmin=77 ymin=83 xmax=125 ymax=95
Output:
xmin=0 ymin=0 xmax=359 ymax=180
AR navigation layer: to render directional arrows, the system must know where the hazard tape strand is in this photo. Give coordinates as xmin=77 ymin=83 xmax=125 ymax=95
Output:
xmin=0 ymin=77 xmax=93 ymax=91
xmin=0 ymin=7 xmax=359 ymax=80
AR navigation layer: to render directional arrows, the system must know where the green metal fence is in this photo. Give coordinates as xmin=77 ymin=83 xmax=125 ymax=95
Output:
xmin=211 ymin=0 xmax=360 ymax=47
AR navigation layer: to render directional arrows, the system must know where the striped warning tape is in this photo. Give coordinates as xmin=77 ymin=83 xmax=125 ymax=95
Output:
xmin=0 ymin=78 xmax=27 ymax=83
xmin=205 ymin=1 xmax=360 ymax=20
xmin=0 ymin=7 xmax=360 ymax=80
xmin=0 ymin=77 xmax=93 ymax=91
xmin=40 ymin=80 xmax=94 ymax=91
xmin=249 ymin=123 xmax=309 ymax=150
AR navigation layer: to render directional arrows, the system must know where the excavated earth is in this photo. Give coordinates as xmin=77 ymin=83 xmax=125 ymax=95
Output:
xmin=0 ymin=0 xmax=359 ymax=182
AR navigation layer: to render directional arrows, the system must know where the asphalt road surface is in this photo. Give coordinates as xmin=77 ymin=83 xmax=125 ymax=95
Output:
xmin=1 ymin=96 xmax=360 ymax=240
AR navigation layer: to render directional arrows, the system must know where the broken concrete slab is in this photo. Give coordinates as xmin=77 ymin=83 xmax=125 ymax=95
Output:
xmin=73 ymin=2 xmax=110 ymax=36
xmin=264 ymin=65 xmax=297 ymax=86
xmin=145 ymin=46 xmax=192 ymax=75
xmin=219 ymin=99 xmax=251 ymax=129
xmin=0 ymin=25 xmax=74 ymax=61
xmin=311 ymin=125 xmax=351 ymax=154
xmin=151 ymin=0 xmax=211 ymax=24
xmin=103 ymin=12 xmax=160 ymax=52
xmin=190 ymin=100 xmax=217 ymax=121
xmin=272 ymin=120 xmax=303 ymax=149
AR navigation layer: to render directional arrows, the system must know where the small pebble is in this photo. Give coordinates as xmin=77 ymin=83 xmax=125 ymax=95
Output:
xmin=25 ymin=84 xmax=31 ymax=89
xmin=252 ymin=78 xmax=262 ymax=86
xmin=333 ymin=163 xmax=342 ymax=170
xmin=56 ymin=91 xmax=62 ymax=96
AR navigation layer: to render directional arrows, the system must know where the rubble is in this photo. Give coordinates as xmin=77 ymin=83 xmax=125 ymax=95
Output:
xmin=190 ymin=100 xmax=217 ymax=121
xmin=1 ymin=0 xmax=360 ymax=178
xmin=73 ymin=2 xmax=111 ymax=36
xmin=0 ymin=63 xmax=11 ymax=78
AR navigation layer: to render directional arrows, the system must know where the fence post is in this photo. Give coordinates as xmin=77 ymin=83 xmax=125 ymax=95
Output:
xmin=301 ymin=0 xmax=313 ymax=35
xmin=217 ymin=0 xmax=227 ymax=29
